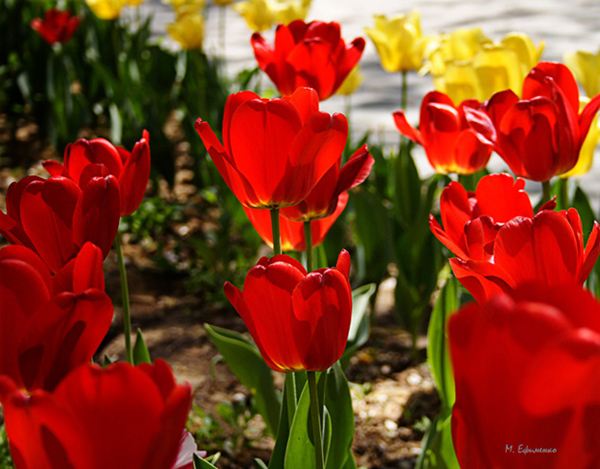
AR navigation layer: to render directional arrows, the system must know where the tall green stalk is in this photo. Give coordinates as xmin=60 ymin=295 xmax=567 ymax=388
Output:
xmin=307 ymin=371 xmax=325 ymax=469
xmin=115 ymin=231 xmax=133 ymax=364
xmin=304 ymin=221 xmax=313 ymax=272
xmin=541 ymin=180 xmax=552 ymax=205
xmin=270 ymin=208 xmax=282 ymax=256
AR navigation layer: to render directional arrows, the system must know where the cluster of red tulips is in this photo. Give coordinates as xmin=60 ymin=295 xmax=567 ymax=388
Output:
xmin=13 ymin=4 xmax=600 ymax=468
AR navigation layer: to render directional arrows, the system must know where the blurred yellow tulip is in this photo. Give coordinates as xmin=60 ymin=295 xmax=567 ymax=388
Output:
xmin=126 ymin=0 xmax=147 ymax=6
xmin=425 ymin=28 xmax=544 ymax=102
xmin=233 ymin=0 xmax=276 ymax=32
xmin=86 ymin=0 xmax=128 ymax=19
xmin=336 ymin=64 xmax=363 ymax=96
xmin=167 ymin=12 xmax=205 ymax=50
xmin=560 ymin=97 xmax=600 ymax=178
xmin=163 ymin=0 xmax=206 ymax=16
xmin=564 ymin=48 xmax=600 ymax=98
xmin=365 ymin=11 xmax=431 ymax=73
xmin=273 ymin=0 xmax=311 ymax=25
xmin=213 ymin=0 xmax=235 ymax=5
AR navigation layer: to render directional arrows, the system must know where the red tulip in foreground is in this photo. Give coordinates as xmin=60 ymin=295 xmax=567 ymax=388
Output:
xmin=251 ymin=20 xmax=366 ymax=101
xmin=224 ymin=250 xmax=352 ymax=372
xmin=0 ymin=359 xmax=193 ymax=469
xmin=450 ymin=283 xmax=600 ymax=468
xmin=429 ymin=173 xmax=600 ymax=303
xmin=483 ymin=61 xmax=600 ymax=181
xmin=30 ymin=8 xmax=80 ymax=45
xmin=394 ymin=91 xmax=494 ymax=175
xmin=43 ymin=131 xmax=151 ymax=216
xmin=0 ymin=172 xmax=120 ymax=273
xmin=0 ymin=242 xmax=112 ymax=392
xmin=196 ymin=87 xmax=348 ymax=209
xmin=244 ymin=192 xmax=349 ymax=252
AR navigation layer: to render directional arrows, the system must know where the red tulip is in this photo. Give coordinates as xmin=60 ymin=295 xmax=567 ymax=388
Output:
xmin=224 ymin=250 xmax=352 ymax=372
xmin=30 ymin=8 xmax=80 ymax=45
xmin=483 ymin=61 xmax=600 ymax=181
xmin=449 ymin=282 xmax=600 ymax=468
xmin=43 ymin=131 xmax=151 ymax=216
xmin=195 ymin=87 xmax=348 ymax=209
xmin=0 ymin=242 xmax=112 ymax=392
xmin=244 ymin=192 xmax=349 ymax=251
xmin=280 ymin=144 xmax=373 ymax=222
xmin=251 ymin=20 xmax=366 ymax=101
xmin=429 ymin=173 xmax=541 ymax=261
xmin=451 ymin=208 xmax=600 ymax=303
xmin=0 ymin=359 xmax=193 ymax=469
xmin=0 ymin=174 xmax=120 ymax=273
xmin=393 ymin=91 xmax=494 ymax=175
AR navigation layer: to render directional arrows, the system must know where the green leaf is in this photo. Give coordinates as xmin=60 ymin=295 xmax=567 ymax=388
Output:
xmin=204 ymin=324 xmax=281 ymax=436
xmin=341 ymin=283 xmax=376 ymax=368
xmin=254 ymin=459 xmax=269 ymax=469
xmin=324 ymin=363 xmax=355 ymax=469
xmin=417 ymin=414 xmax=460 ymax=469
xmin=284 ymin=380 xmax=331 ymax=469
xmin=133 ymin=328 xmax=151 ymax=365
xmin=194 ymin=453 xmax=219 ymax=469
xmin=427 ymin=269 xmax=458 ymax=412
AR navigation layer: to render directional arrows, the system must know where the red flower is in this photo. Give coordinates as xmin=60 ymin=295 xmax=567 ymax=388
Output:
xmin=195 ymin=87 xmax=348 ymax=209
xmin=430 ymin=173 xmax=600 ymax=302
xmin=451 ymin=208 xmax=600 ymax=303
xmin=449 ymin=283 xmax=600 ymax=468
xmin=251 ymin=20 xmax=365 ymax=101
xmin=0 ymin=359 xmax=193 ymax=469
xmin=244 ymin=192 xmax=349 ymax=251
xmin=0 ymin=242 xmax=112 ymax=392
xmin=30 ymin=8 xmax=80 ymax=45
xmin=429 ymin=173 xmax=540 ymax=261
xmin=43 ymin=131 xmax=151 ymax=216
xmin=0 ymin=174 xmax=120 ymax=273
xmin=393 ymin=91 xmax=494 ymax=175
xmin=224 ymin=250 xmax=352 ymax=372
xmin=280 ymin=144 xmax=373 ymax=222
xmin=483 ymin=61 xmax=600 ymax=181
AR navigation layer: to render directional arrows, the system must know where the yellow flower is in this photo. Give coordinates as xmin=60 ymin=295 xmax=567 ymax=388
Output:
xmin=167 ymin=12 xmax=204 ymax=50
xmin=336 ymin=64 xmax=363 ymax=96
xmin=273 ymin=0 xmax=311 ymax=25
xmin=163 ymin=0 xmax=206 ymax=16
xmin=126 ymin=0 xmax=147 ymax=6
xmin=564 ymin=48 xmax=600 ymax=98
xmin=560 ymin=97 xmax=599 ymax=178
xmin=364 ymin=11 xmax=431 ymax=73
xmin=86 ymin=0 xmax=128 ymax=20
xmin=232 ymin=0 xmax=276 ymax=32
xmin=425 ymin=29 xmax=544 ymax=102
xmin=213 ymin=0 xmax=235 ymax=5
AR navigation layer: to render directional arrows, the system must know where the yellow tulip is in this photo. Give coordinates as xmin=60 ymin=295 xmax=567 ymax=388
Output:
xmin=425 ymin=28 xmax=543 ymax=102
xmin=86 ymin=0 xmax=128 ymax=20
xmin=163 ymin=0 xmax=206 ymax=16
xmin=167 ymin=12 xmax=205 ymax=50
xmin=336 ymin=64 xmax=363 ymax=96
xmin=560 ymin=97 xmax=599 ymax=178
xmin=232 ymin=0 xmax=276 ymax=32
xmin=213 ymin=0 xmax=235 ymax=5
xmin=564 ymin=48 xmax=600 ymax=98
xmin=126 ymin=0 xmax=147 ymax=6
xmin=273 ymin=0 xmax=311 ymax=25
xmin=364 ymin=11 xmax=431 ymax=73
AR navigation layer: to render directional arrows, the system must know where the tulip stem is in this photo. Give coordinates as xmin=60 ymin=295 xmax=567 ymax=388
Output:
xmin=307 ymin=371 xmax=325 ymax=469
xmin=285 ymin=372 xmax=297 ymax=424
xmin=270 ymin=208 xmax=282 ymax=256
xmin=115 ymin=231 xmax=134 ymax=365
xmin=541 ymin=180 xmax=552 ymax=205
xmin=304 ymin=221 xmax=313 ymax=272
xmin=399 ymin=71 xmax=408 ymax=152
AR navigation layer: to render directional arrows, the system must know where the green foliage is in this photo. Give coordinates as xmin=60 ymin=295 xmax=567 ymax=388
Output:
xmin=0 ymin=426 xmax=13 ymax=469
xmin=204 ymin=324 xmax=281 ymax=436
xmin=132 ymin=329 xmax=151 ymax=365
